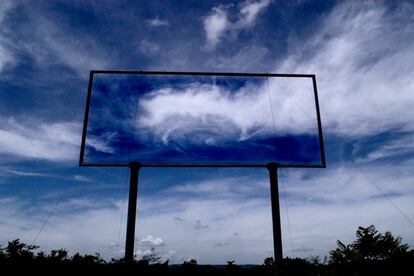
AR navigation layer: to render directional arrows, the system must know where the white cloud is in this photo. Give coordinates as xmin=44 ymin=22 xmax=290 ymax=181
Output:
xmin=203 ymin=7 xmax=229 ymax=48
xmin=137 ymin=78 xmax=317 ymax=145
xmin=237 ymin=0 xmax=272 ymax=28
xmin=138 ymin=39 xmax=161 ymax=56
xmin=278 ymin=2 xmax=414 ymax=137
xmin=135 ymin=248 xmax=178 ymax=263
xmin=147 ymin=17 xmax=169 ymax=27
xmin=203 ymin=1 xmax=272 ymax=48
xmin=135 ymin=249 xmax=153 ymax=258
xmin=139 ymin=235 xmax=164 ymax=247
xmin=0 ymin=117 xmax=81 ymax=161
xmin=86 ymin=132 xmax=116 ymax=155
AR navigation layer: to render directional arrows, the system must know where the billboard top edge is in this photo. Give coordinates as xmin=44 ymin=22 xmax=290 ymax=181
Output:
xmin=89 ymin=70 xmax=315 ymax=78
xmin=79 ymin=162 xmax=326 ymax=168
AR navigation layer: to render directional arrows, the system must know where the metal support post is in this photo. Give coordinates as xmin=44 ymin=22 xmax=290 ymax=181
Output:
xmin=125 ymin=162 xmax=141 ymax=263
xmin=267 ymin=163 xmax=283 ymax=275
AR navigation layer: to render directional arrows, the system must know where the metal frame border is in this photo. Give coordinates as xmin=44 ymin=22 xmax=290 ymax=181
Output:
xmin=79 ymin=70 xmax=326 ymax=169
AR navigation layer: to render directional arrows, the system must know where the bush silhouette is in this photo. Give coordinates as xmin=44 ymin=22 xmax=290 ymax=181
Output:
xmin=0 ymin=226 xmax=412 ymax=275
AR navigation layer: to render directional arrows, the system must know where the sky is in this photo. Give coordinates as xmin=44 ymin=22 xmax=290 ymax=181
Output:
xmin=0 ymin=0 xmax=414 ymax=265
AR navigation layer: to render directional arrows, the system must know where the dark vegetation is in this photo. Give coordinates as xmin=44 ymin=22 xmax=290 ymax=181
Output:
xmin=1 ymin=225 xmax=413 ymax=275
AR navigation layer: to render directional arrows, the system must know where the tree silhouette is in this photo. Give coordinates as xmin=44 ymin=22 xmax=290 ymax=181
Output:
xmin=4 ymin=239 xmax=38 ymax=261
xmin=263 ymin=256 xmax=275 ymax=267
xmin=182 ymin=258 xmax=197 ymax=267
xmin=50 ymin=249 xmax=69 ymax=262
xmin=0 ymin=228 xmax=411 ymax=276
xmin=181 ymin=259 xmax=198 ymax=274
xmin=329 ymin=225 xmax=409 ymax=263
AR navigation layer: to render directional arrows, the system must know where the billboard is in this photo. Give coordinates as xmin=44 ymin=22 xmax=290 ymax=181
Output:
xmin=80 ymin=71 xmax=325 ymax=168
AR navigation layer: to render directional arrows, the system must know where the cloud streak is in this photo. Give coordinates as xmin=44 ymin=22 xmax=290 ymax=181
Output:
xmin=0 ymin=117 xmax=81 ymax=161
xmin=0 ymin=4 xmax=115 ymax=78
xmin=147 ymin=17 xmax=169 ymax=27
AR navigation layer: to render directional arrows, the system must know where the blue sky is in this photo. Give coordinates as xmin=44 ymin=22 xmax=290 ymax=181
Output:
xmin=0 ymin=0 xmax=414 ymax=264
xmin=84 ymin=73 xmax=322 ymax=165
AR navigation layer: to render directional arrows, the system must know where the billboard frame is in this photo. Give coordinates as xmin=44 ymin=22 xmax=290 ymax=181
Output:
xmin=79 ymin=70 xmax=326 ymax=168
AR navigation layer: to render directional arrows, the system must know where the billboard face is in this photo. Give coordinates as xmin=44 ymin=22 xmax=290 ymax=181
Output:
xmin=80 ymin=71 xmax=325 ymax=167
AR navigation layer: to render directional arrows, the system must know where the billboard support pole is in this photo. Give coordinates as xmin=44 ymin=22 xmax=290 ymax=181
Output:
xmin=267 ymin=163 xmax=283 ymax=275
xmin=125 ymin=162 xmax=141 ymax=263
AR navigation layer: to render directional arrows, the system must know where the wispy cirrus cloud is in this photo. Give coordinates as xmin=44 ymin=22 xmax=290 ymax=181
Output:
xmin=278 ymin=2 xmax=414 ymax=137
xmin=352 ymin=132 xmax=414 ymax=163
xmin=26 ymin=16 xmax=111 ymax=77
xmin=0 ymin=117 xmax=81 ymax=161
xmin=0 ymin=4 xmax=114 ymax=78
xmin=137 ymin=78 xmax=317 ymax=145
xmin=0 ymin=168 xmax=50 ymax=177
